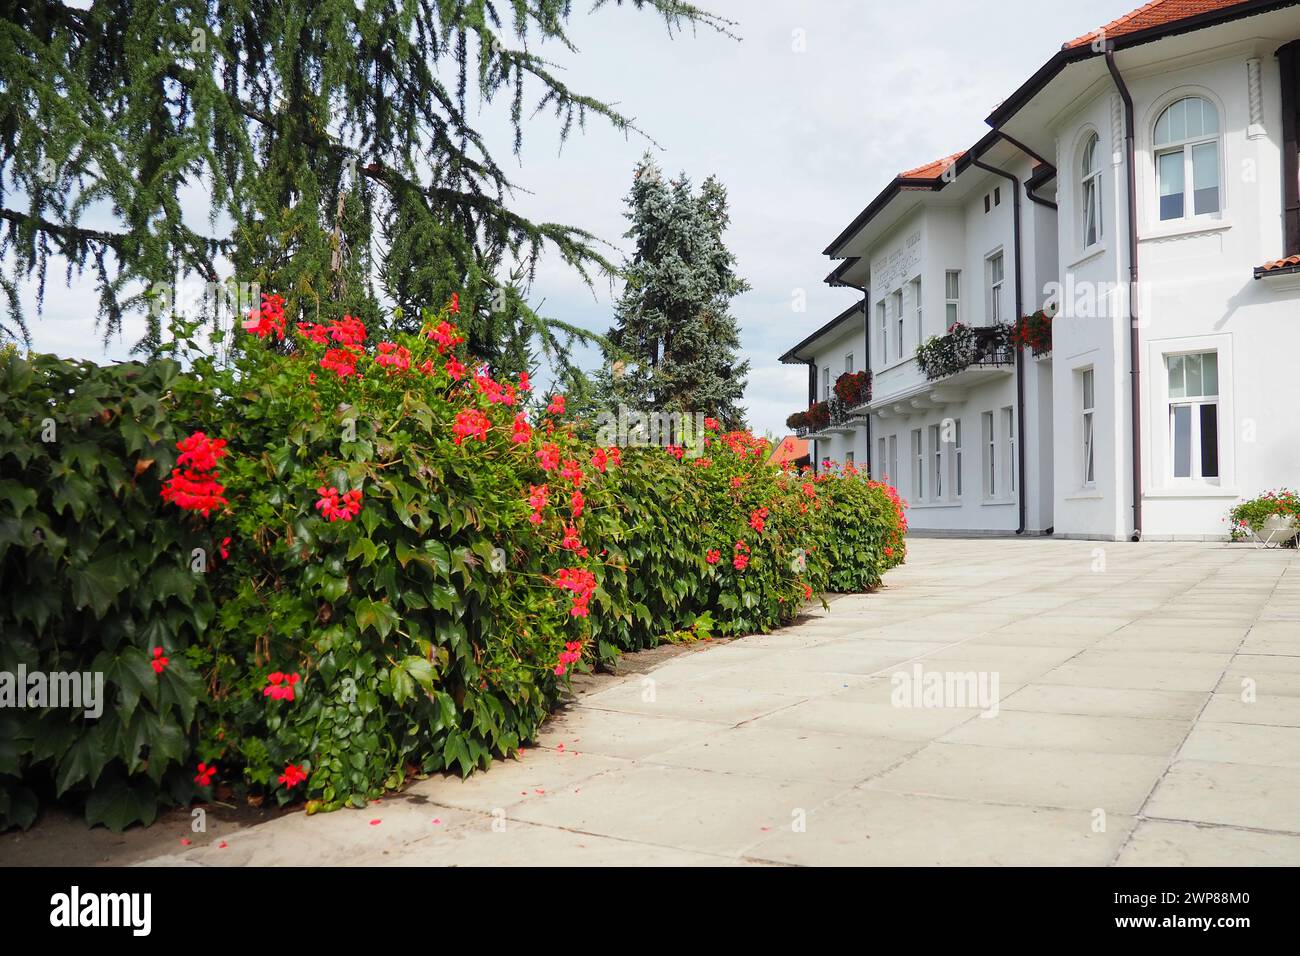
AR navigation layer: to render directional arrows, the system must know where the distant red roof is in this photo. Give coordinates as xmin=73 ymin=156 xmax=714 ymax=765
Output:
xmin=768 ymin=435 xmax=810 ymax=468
xmin=900 ymin=152 xmax=965 ymax=180
xmin=1066 ymin=0 xmax=1253 ymax=50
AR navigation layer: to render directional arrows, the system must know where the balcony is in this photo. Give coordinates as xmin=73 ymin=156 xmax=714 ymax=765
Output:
xmin=787 ymin=392 xmax=869 ymax=440
xmin=916 ymin=323 xmax=1014 ymax=383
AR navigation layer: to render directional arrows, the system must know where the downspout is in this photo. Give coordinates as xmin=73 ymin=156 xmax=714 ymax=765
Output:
xmin=863 ymin=291 xmax=872 ymax=477
xmin=996 ymin=131 xmax=1060 ymax=211
xmin=1106 ymin=48 xmax=1144 ymax=542
xmin=972 ymin=156 xmax=1028 ymax=536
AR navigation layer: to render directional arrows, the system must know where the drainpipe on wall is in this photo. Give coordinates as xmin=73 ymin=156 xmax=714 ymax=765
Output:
xmin=996 ymin=131 xmax=1059 ymax=211
xmin=1106 ymin=48 xmax=1144 ymax=543
xmin=972 ymin=156 xmax=1029 ymax=536
xmin=862 ymin=290 xmax=872 ymax=477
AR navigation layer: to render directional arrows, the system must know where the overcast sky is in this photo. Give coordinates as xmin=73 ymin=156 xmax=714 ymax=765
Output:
xmin=13 ymin=0 xmax=1142 ymax=437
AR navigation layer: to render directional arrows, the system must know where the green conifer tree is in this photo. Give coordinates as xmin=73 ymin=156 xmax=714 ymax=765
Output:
xmin=0 ymin=0 xmax=733 ymax=378
xmin=601 ymin=154 xmax=750 ymax=426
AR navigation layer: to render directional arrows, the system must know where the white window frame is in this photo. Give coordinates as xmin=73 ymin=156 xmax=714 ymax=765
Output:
xmin=912 ymin=276 xmax=923 ymax=349
xmin=844 ymin=352 xmax=855 ymax=375
xmin=888 ymin=434 xmax=899 ymax=488
xmin=929 ymin=423 xmax=943 ymax=500
xmin=1003 ymin=406 xmax=1016 ymax=494
xmin=986 ymin=251 xmax=1004 ymax=326
xmin=1148 ymin=335 xmax=1234 ymax=493
xmin=1080 ymin=131 xmax=1103 ymax=251
xmin=877 ymin=301 xmax=888 ymax=367
xmin=945 ymin=270 xmax=960 ymax=328
xmin=911 ymin=428 xmax=924 ymax=501
xmin=1165 ymin=350 xmax=1220 ymax=483
xmin=1081 ymin=368 xmax=1096 ymax=488
xmin=952 ymin=418 xmax=963 ymax=498
xmin=1153 ymin=95 xmax=1222 ymax=224
xmin=877 ymin=436 xmax=886 ymax=481
xmin=893 ymin=289 xmax=904 ymax=360
xmin=822 ymin=366 xmax=830 ymax=402
xmin=981 ymin=411 xmax=996 ymax=498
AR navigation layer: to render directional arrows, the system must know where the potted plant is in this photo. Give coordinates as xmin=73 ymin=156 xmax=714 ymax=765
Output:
xmin=1227 ymin=489 xmax=1300 ymax=547
xmin=1012 ymin=309 xmax=1053 ymax=355
xmin=834 ymin=370 xmax=872 ymax=407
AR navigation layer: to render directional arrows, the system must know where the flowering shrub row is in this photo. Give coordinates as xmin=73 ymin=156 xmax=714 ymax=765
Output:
xmin=0 ymin=300 xmax=906 ymax=830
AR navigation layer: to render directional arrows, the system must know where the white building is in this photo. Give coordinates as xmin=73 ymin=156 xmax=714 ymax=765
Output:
xmin=783 ymin=0 xmax=1300 ymax=541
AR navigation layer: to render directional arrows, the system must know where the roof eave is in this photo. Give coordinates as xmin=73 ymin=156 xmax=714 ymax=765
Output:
xmin=988 ymin=0 xmax=1300 ymax=129
xmin=779 ymin=301 xmax=866 ymax=362
xmin=1254 ymin=263 xmax=1300 ymax=279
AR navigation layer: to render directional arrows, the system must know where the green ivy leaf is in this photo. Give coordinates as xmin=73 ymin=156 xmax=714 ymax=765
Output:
xmin=354 ymin=598 xmax=399 ymax=639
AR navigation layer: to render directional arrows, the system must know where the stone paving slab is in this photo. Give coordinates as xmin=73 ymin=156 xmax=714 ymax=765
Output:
xmin=134 ymin=538 xmax=1300 ymax=866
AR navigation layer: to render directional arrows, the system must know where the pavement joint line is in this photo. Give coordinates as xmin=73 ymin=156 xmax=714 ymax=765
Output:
xmin=1109 ymin=549 xmax=1292 ymax=865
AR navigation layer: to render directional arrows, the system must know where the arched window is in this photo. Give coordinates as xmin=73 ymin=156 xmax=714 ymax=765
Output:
xmin=1080 ymin=132 xmax=1102 ymax=248
xmin=1154 ymin=96 xmax=1221 ymax=221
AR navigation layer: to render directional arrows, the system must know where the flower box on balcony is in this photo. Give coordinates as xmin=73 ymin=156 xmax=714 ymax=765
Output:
xmin=916 ymin=322 xmax=1014 ymax=381
xmin=1012 ymin=309 xmax=1053 ymax=357
xmin=834 ymin=370 xmax=872 ymax=407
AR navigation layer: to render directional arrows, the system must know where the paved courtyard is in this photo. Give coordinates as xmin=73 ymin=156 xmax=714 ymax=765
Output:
xmin=145 ymin=538 xmax=1300 ymax=866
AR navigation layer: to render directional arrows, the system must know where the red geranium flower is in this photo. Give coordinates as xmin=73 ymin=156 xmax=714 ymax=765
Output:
xmin=151 ymin=646 xmax=169 ymax=674
xmin=278 ymin=763 xmax=309 ymax=789
xmin=536 ymin=443 xmax=561 ymax=471
xmin=263 ymin=672 xmax=301 ymax=701
xmin=193 ymin=762 xmax=217 ymax=787
xmin=452 ymin=409 xmax=491 ymax=445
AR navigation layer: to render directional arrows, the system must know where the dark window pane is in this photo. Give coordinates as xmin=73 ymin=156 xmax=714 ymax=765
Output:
xmin=1161 ymin=192 xmax=1184 ymax=221
xmin=1200 ymin=404 xmax=1219 ymax=478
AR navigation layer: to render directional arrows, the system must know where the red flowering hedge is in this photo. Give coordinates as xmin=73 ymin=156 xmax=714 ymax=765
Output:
xmin=0 ymin=301 xmax=905 ymax=830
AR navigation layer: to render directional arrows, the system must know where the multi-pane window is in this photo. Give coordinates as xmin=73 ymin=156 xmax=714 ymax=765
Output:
xmin=1155 ymin=96 xmax=1221 ymax=222
xmin=877 ymin=437 xmax=887 ymax=481
xmin=893 ymin=290 xmax=904 ymax=360
xmin=845 ymin=451 xmax=855 ymax=467
xmin=929 ymin=423 xmax=943 ymax=500
xmin=1003 ymin=407 xmax=1016 ymax=494
xmin=1167 ymin=351 xmax=1219 ymax=480
xmin=1081 ymin=132 xmax=1102 ymax=248
xmin=1082 ymin=368 xmax=1096 ymax=487
xmin=982 ymin=411 xmax=996 ymax=497
xmin=844 ymin=352 xmax=854 ymax=374
xmin=888 ymin=434 xmax=899 ymax=488
xmin=945 ymin=271 xmax=960 ymax=327
xmin=912 ymin=277 xmax=923 ymax=347
xmin=877 ymin=301 xmax=888 ymax=365
xmin=911 ymin=428 xmax=924 ymax=500
xmin=822 ymin=366 xmax=830 ymax=402
xmin=987 ymin=253 xmax=1004 ymax=325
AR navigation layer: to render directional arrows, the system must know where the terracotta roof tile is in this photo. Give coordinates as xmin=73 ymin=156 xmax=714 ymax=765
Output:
xmin=1066 ymin=0 xmax=1253 ymax=50
xmin=1255 ymin=254 xmax=1300 ymax=274
xmin=899 ymin=151 xmax=965 ymax=180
